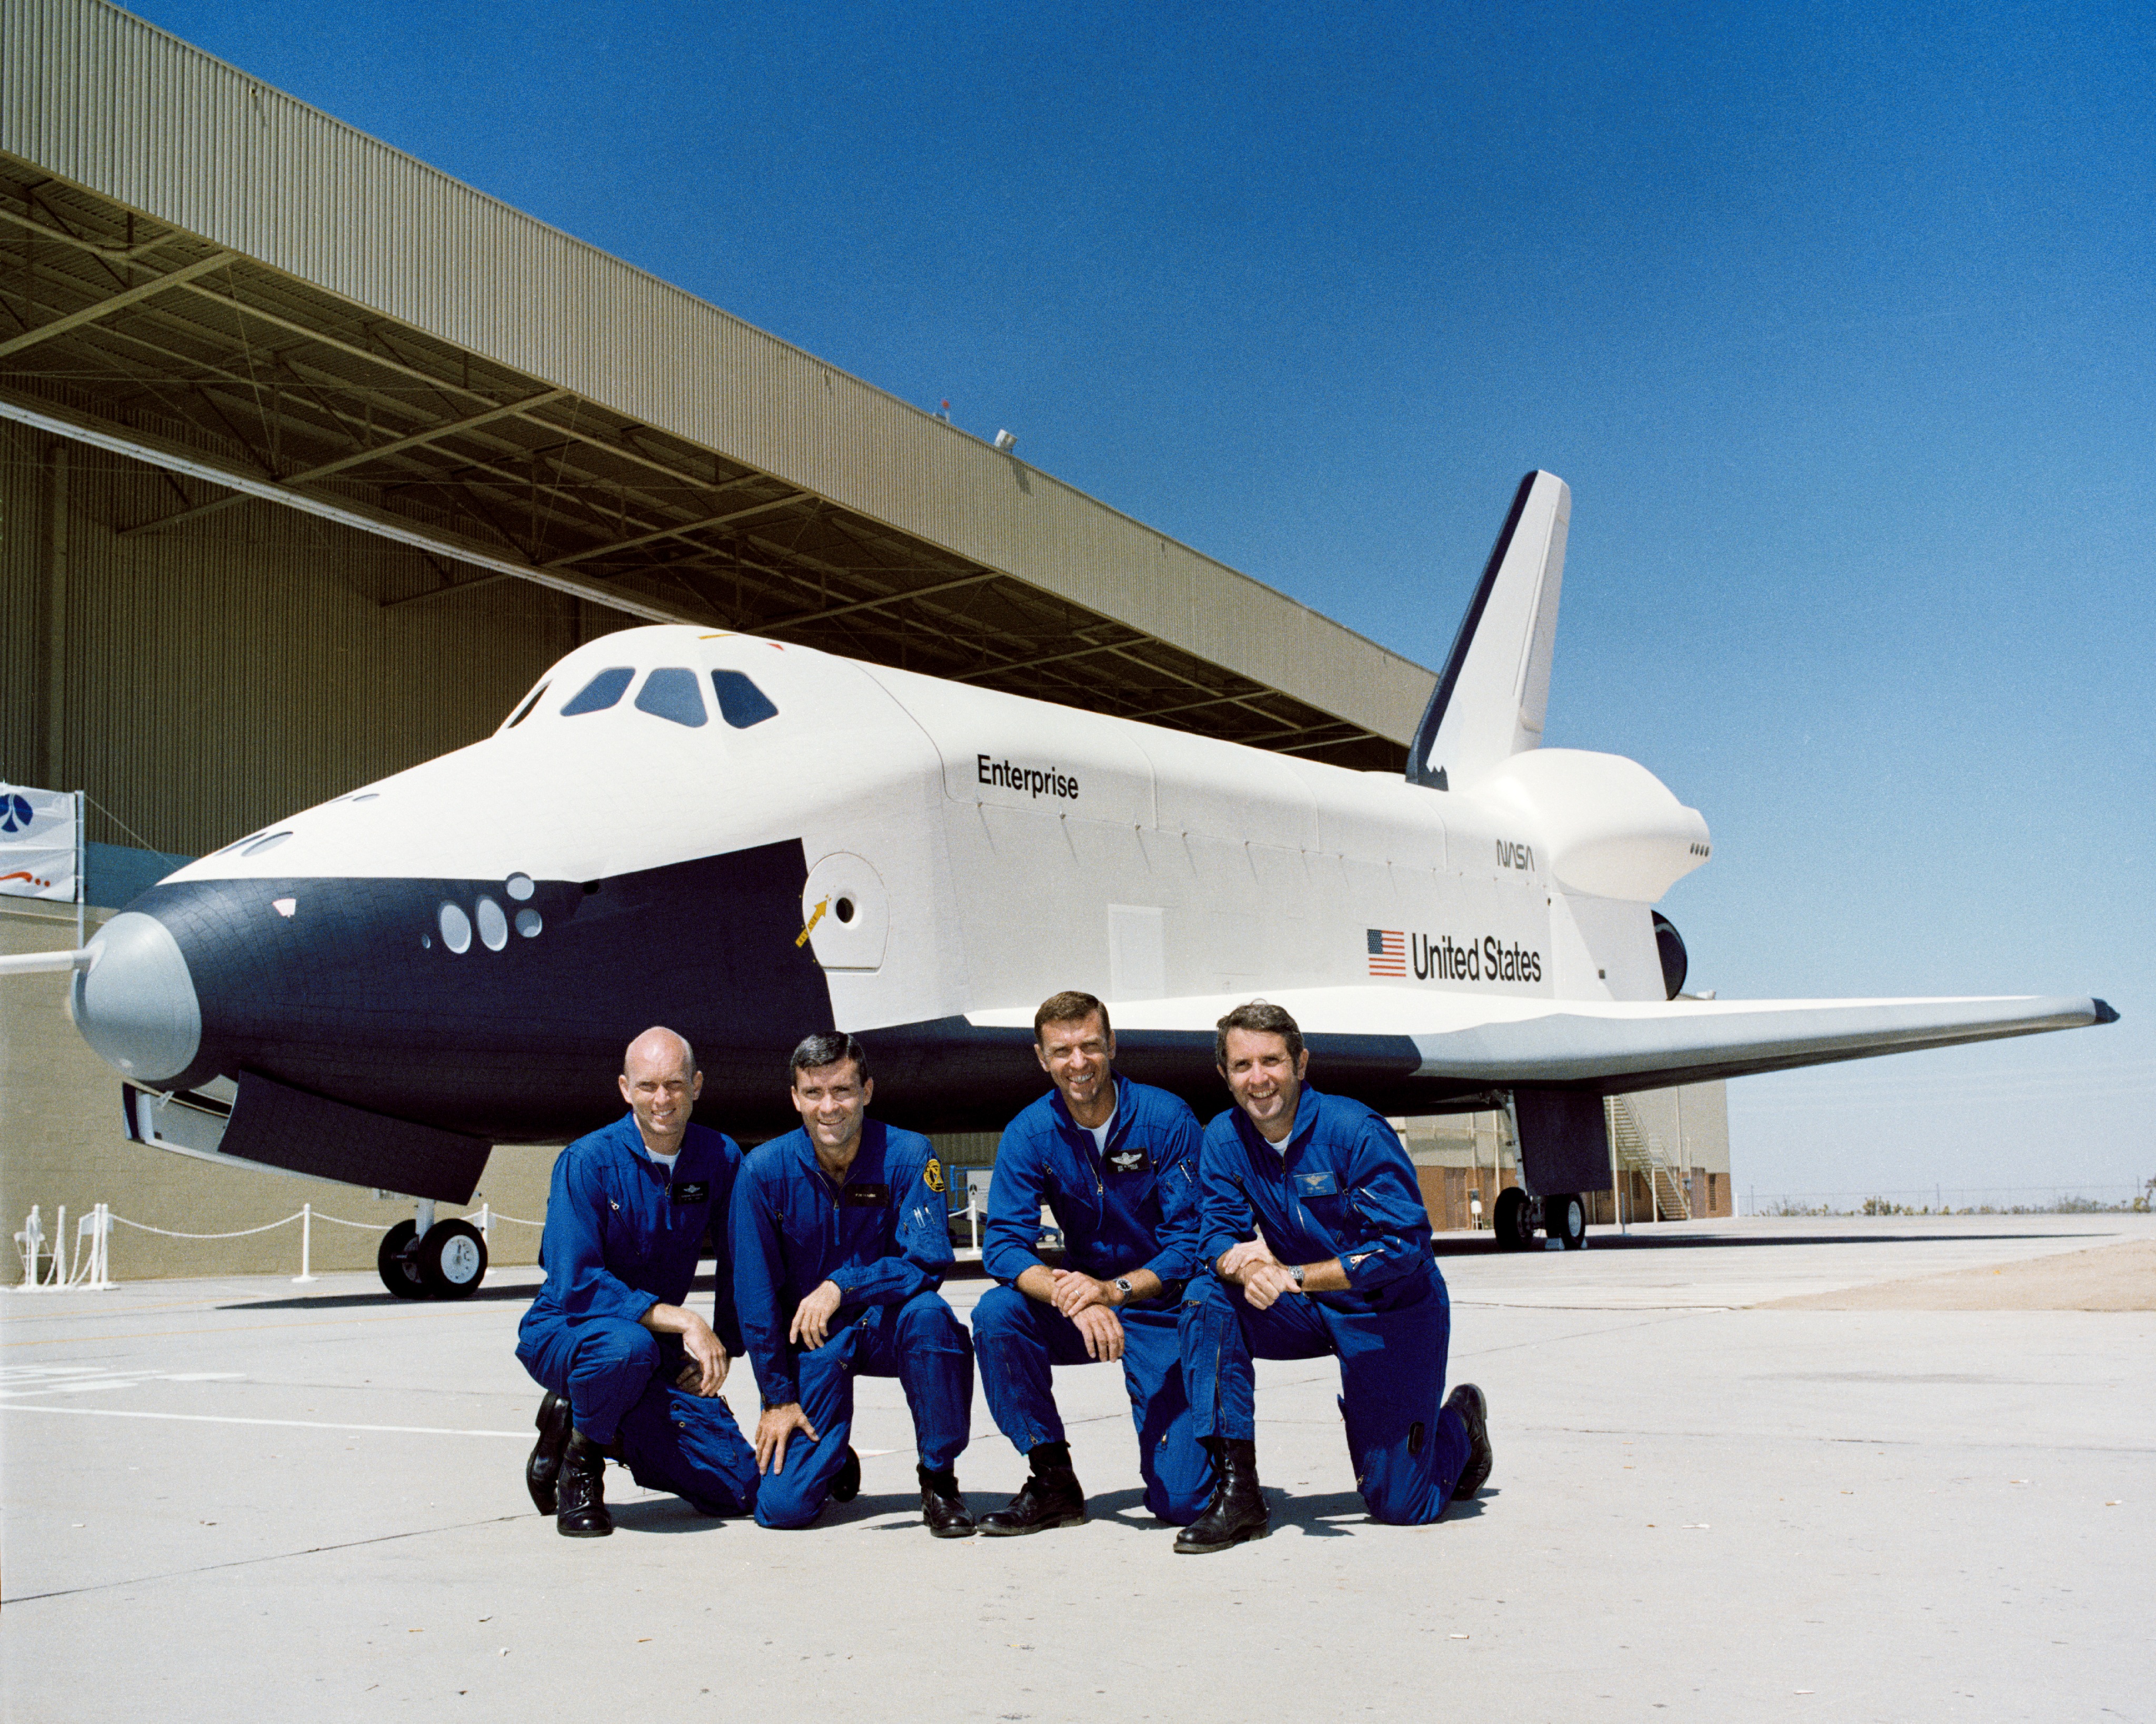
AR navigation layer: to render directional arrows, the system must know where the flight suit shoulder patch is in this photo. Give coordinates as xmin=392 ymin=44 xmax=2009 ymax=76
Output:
xmin=922 ymin=1157 xmax=945 ymax=1194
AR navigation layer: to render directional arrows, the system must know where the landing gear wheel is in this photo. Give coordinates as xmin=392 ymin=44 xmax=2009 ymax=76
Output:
xmin=1492 ymin=1187 xmax=1535 ymax=1251
xmin=417 ymin=1219 xmax=488 ymax=1299
xmin=377 ymin=1220 xmax=427 ymax=1299
xmin=1545 ymin=1192 xmax=1586 ymax=1250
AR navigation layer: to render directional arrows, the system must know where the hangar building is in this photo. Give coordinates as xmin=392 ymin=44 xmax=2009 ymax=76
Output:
xmin=0 ymin=0 xmax=1726 ymax=1282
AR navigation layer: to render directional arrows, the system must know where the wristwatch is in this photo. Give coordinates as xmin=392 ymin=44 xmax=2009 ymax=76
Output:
xmin=1288 ymin=1264 xmax=1306 ymax=1288
xmin=1113 ymin=1276 xmax=1135 ymax=1301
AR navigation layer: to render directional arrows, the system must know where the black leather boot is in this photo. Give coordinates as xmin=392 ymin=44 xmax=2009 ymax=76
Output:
xmin=555 ymin=1430 xmax=614 ymax=1538
xmin=1446 ymin=1383 xmax=1493 ymax=1501
xmin=979 ymin=1440 xmax=1086 ymax=1536
xmin=831 ymin=1445 xmax=863 ymax=1504
xmin=1174 ymin=1438 xmax=1267 ymax=1554
xmin=917 ymin=1464 xmax=977 ymax=1538
xmin=525 ymin=1391 xmax=574 ymax=1514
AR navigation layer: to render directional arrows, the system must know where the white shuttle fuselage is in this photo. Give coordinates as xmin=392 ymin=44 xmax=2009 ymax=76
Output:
xmin=36 ymin=472 xmax=2109 ymax=1224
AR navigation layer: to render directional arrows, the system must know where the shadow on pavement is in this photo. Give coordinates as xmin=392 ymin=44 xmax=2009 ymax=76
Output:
xmin=606 ymin=1499 xmax=751 ymax=1535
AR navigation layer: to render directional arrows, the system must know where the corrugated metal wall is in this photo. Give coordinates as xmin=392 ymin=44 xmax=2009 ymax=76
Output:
xmin=0 ymin=0 xmax=1438 ymax=748
xmin=0 ymin=420 xmax=617 ymax=856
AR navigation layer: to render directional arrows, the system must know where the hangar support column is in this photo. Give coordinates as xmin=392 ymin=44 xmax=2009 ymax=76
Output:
xmin=41 ymin=440 xmax=67 ymax=789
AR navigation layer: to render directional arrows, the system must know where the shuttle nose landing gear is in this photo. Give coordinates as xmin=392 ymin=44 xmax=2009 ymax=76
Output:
xmin=1543 ymin=1192 xmax=1587 ymax=1250
xmin=375 ymin=1201 xmax=490 ymax=1299
xmin=1491 ymin=1187 xmax=1588 ymax=1250
xmin=1492 ymin=1187 xmax=1537 ymax=1251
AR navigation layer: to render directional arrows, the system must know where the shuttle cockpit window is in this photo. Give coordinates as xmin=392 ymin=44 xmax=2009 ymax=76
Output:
xmin=560 ymin=667 xmax=635 ymax=716
xmin=635 ymin=667 xmax=709 ymax=728
xmin=710 ymin=670 xmax=778 ymax=729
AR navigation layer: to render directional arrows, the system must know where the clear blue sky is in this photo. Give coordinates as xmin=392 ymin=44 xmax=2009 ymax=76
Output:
xmin=128 ymin=0 xmax=2155 ymax=1201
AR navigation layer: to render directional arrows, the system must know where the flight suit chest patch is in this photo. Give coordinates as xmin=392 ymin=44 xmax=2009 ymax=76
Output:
xmin=843 ymin=1184 xmax=889 ymax=1205
xmin=1105 ymin=1145 xmax=1151 ymax=1176
xmin=671 ymin=1181 xmax=710 ymax=1204
xmin=1295 ymin=1170 xmax=1340 ymax=1198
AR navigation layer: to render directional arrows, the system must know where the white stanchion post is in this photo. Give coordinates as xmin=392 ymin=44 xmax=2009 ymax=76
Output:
xmin=967 ymin=1194 xmax=980 ymax=1255
xmin=18 ymin=1205 xmax=45 ymax=1288
xmin=53 ymin=1205 xmax=66 ymax=1288
xmin=89 ymin=1204 xmax=112 ymax=1290
xmin=292 ymin=1202 xmax=316 ymax=1284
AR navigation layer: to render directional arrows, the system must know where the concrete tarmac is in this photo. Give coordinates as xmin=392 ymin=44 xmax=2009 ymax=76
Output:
xmin=4 ymin=1216 xmax=2151 ymax=1723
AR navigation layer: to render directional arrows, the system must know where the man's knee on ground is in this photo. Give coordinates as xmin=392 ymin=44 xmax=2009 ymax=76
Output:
xmin=1351 ymin=1426 xmax=1452 ymax=1527
xmin=1147 ymin=1462 xmax=1214 ymax=1526
xmin=753 ymin=1471 xmax=827 ymax=1530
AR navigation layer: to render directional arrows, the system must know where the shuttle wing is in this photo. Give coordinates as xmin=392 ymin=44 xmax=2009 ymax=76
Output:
xmin=966 ymin=988 xmax=2115 ymax=1095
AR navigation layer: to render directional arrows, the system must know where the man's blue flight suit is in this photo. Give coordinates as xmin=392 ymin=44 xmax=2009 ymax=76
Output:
xmin=515 ymin=1114 xmax=758 ymax=1517
xmin=731 ymin=1118 xmax=973 ymax=1529
xmin=973 ymin=1073 xmax=1212 ymax=1523
xmin=1181 ymin=1085 xmax=1472 ymax=1525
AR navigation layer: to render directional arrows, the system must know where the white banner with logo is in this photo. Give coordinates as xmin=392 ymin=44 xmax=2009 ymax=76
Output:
xmin=0 ymin=784 xmax=78 ymax=903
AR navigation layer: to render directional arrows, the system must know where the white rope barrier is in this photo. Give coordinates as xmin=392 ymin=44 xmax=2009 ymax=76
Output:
xmin=13 ymin=1199 xmax=541 ymax=1290
xmin=108 ymin=1211 xmax=306 ymax=1239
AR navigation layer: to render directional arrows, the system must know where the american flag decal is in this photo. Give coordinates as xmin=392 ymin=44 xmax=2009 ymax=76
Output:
xmin=1366 ymin=928 xmax=1405 ymax=977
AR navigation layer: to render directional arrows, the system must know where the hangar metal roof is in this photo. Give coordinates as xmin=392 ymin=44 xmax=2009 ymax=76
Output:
xmin=0 ymin=0 xmax=1435 ymax=771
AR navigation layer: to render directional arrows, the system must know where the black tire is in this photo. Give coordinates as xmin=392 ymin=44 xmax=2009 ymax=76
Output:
xmin=1492 ymin=1187 xmax=1534 ymax=1251
xmin=1546 ymin=1192 xmax=1586 ymax=1250
xmin=377 ymin=1220 xmax=427 ymax=1299
xmin=417 ymin=1218 xmax=488 ymax=1299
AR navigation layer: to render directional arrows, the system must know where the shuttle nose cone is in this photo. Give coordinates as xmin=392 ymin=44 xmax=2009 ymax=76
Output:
xmin=72 ymin=911 xmax=202 ymax=1083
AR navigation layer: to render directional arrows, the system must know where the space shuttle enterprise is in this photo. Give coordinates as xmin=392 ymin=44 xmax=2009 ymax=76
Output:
xmin=9 ymin=472 xmax=2115 ymax=1289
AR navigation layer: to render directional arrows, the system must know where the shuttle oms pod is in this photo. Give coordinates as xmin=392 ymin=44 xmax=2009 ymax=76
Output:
xmin=8 ymin=474 xmax=2114 ymax=1289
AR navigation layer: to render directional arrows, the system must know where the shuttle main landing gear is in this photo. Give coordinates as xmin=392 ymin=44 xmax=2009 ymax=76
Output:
xmin=1491 ymin=1188 xmax=1588 ymax=1252
xmin=376 ymin=1199 xmax=489 ymax=1300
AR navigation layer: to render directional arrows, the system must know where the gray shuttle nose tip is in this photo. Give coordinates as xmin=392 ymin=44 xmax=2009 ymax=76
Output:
xmin=72 ymin=911 xmax=202 ymax=1083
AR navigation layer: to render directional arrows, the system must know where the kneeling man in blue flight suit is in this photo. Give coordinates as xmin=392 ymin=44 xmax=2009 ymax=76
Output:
xmin=1176 ymin=1001 xmax=1493 ymax=1553
xmin=515 ymin=1026 xmax=759 ymax=1537
xmin=973 ymin=990 xmax=1212 ymax=1532
xmin=732 ymin=1032 xmax=977 ymax=1535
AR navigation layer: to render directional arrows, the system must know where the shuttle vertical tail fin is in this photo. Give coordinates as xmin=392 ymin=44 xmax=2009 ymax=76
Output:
xmin=1408 ymin=470 xmax=1572 ymax=790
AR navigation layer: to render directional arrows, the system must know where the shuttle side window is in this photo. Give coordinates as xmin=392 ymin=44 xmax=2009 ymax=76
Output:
xmin=505 ymin=681 xmax=551 ymax=727
xmin=711 ymin=670 xmax=778 ymax=729
xmin=561 ymin=667 xmax=635 ymax=716
xmin=635 ymin=667 xmax=709 ymax=728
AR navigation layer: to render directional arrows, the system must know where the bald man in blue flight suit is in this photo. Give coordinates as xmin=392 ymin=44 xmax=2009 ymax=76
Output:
xmin=1175 ymin=1001 xmax=1494 ymax=1553
xmin=515 ymin=1026 xmax=760 ymax=1536
xmin=972 ymin=990 xmax=1212 ymax=1533
xmin=732 ymin=1031 xmax=977 ymax=1535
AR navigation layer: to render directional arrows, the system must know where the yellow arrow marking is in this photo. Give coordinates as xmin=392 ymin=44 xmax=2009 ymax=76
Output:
xmin=795 ymin=897 xmax=830 ymax=947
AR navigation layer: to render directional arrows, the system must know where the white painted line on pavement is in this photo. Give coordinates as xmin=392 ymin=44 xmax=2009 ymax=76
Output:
xmin=0 ymin=1404 xmax=527 ymax=1438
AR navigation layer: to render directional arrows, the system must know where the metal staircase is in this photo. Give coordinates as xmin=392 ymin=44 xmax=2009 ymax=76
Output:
xmin=1605 ymin=1096 xmax=1691 ymax=1221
